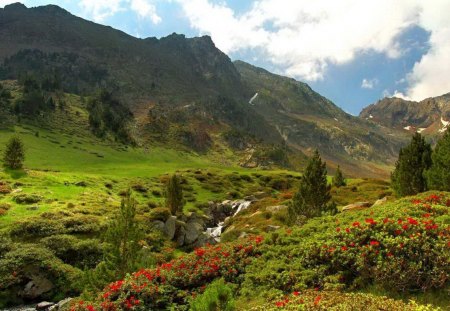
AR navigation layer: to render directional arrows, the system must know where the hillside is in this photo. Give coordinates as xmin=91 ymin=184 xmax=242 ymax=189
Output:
xmin=0 ymin=3 xmax=412 ymax=177
xmin=360 ymin=93 xmax=450 ymax=138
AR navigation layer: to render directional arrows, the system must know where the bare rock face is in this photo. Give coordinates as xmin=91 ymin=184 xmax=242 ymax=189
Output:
xmin=20 ymin=274 xmax=54 ymax=300
xmin=372 ymin=197 xmax=387 ymax=207
xmin=342 ymin=202 xmax=371 ymax=212
xmin=164 ymin=216 xmax=177 ymax=240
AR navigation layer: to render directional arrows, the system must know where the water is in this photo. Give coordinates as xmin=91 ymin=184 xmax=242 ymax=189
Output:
xmin=205 ymin=200 xmax=252 ymax=242
xmin=1 ymin=306 xmax=35 ymax=311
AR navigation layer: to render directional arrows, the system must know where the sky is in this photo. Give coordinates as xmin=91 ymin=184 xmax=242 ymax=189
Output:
xmin=1 ymin=0 xmax=449 ymax=115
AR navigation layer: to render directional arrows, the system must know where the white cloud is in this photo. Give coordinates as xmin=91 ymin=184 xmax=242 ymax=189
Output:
xmin=361 ymin=78 xmax=378 ymax=89
xmin=177 ymin=0 xmax=421 ymax=81
xmin=79 ymin=0 xmax=161 ymax=24
xmin=177 ymin=0 xmax=450 ymax=99
xmin=130 ymin=0 xmax=161 ymax=24
xmin=79 ymin=0 xmax=124 ymax=22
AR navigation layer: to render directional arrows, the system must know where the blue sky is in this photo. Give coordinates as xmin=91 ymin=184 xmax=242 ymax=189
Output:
xmin=2 ymin=0 xmax=449 ymax=115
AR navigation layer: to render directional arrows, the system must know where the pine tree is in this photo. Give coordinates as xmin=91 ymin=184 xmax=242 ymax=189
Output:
xmin=332 ymin=165 xmax=346 ymax=187
xmin=165 ymin=174 xmax=184 ymax=215
xmin=289 ymin=150 xmax=331 ymax=220
xmin=391 ymin=133 xmax=432 ymax=197
xmin=104 ymin=189 xmax=143 ymax=279
xmin=3 ymin=136 xmax=25 ymax=169
xmin=426 ymin=129 xmax=450 ymax=191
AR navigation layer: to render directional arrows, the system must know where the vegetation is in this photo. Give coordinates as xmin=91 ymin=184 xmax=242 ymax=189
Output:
xmin=289 ymin=150 xmax=332 ymax=221
xmin=165 ymin=174 xmax=184 ymax=215
xmin=391 ymin=133 xmax=432 ymax=197
xmin=427 ymin=129 xmax=450 ymax=191
xmin=2 ymin=136 xmax=25 ymax=169
xmin=332 ymin=165 xmax=346 ymax=187
xmin=189 ymin=279 xmax=236 ymax=311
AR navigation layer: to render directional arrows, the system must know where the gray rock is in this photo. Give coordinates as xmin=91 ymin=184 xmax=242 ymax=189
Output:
xmin=21 ymin=275 xmax=53 ymax=300
xmin=175 ymin=224 xmax=186 ymax=246
xmin=150 ymin=220 xmax=165 ymax=232
xmin=48 ymin=297 xmax=72 ymax=310
xmin=36 ymin=302 xmax=54 ymax=310
xmin=164 ymin=216 xmax=177 ymax=240
xmin=26 ymin=205 xmax=39 ymax=211
xmin=266 ymin=225 xmax=281 ymax=232
xmin=243 ymin=195 xmax=257 ymax=202
xmin=254 ymin=191 xmax=269 ymax=199
xmin=185 ymin=222 xmax=203 ymax=244
xmin=266 ymin=205 xmax=287 ymax=212
xmin=342 ymin=202 xmax=371 ymax=212
xmin=372 ymin=197 xmax=387 ymax=207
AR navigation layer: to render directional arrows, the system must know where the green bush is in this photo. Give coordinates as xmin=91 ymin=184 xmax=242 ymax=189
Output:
xmin=13 ymin=193 xmax=43 ymax=204
xmin=0 ymin=244 xmax=81 ymax=307
xmin=190 ymin=279 xmax=236 ymax=311
xmin=148 ymin=207 xmax=171 ymax=221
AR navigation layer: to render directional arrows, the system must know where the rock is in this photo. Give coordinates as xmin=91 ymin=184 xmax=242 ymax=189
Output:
xmin=74 ymin=181 xmax=87 ymax=187
xmin=254 ymin=191 xmax=269 ymax=199
xmin=243 ymin=195 xmax=257 ymax=202
xmin=185 ymin=221 xmax=203 ymax=244
xmin=266 ymin=205 xmax=287 ymax=212
xmin=372 ymin=197 xmax=387 ymax=207
xmin=26 ymin=205 xmax=39 ymax=211
xmin=266 ymin=225 xmax=281 ymax=232
xmin=11 ymin=188 xmax=23 ymax=194
xmin=342 ymin=202 xmax=372 ymax=212
xmin=21 ymin=275 xmax=54 ymax=300
xmin=36 ymin=301 xmax=55 ymax=310
xmin=238 ymin=232 xmax=248 ymax=239
xmin=175 ymin=224 xmax=186 ymax=246
xmin=48 ymin=297 xmax=72 ymax=310
xmin=150 ymin=220 xmax=165 ymax=232
xmin=164 ymin=216 xmax=177 ymax=240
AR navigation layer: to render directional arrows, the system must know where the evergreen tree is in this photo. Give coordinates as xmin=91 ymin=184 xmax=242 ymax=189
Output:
xmin=165 ymin=174 xmax=184 ymax=215
xmin=391 ymin=133 xmax=432 ymax=197
xmin=104 ymin=189 xmax=143 ymax=279
xmin=427 ymin=129 xmax=450 ymax=190
xmin=3 ymin=136 xmax=25 ymax=169
xmin=332 ymin=165 xmax=346 ymax=187
xmin=289 ymin=150 xmax=331 ymax=220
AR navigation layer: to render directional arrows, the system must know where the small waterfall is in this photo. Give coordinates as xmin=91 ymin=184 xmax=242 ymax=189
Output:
xmin=205 ymin=200 xmax=253 ymax=242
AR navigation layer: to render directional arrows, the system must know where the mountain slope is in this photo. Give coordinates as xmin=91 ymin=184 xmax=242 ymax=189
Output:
xmin=235 ymin=61 xmax=408 ymax=176
xmin=360 ymin=93 xmax=450 ymax=136
xmin=0 ymin=3 xmax=410 ymax=176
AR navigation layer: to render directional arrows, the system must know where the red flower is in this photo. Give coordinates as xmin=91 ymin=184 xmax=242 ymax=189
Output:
xmin=402 ymin=224 xmax=409 ymax=230
xmin=407 ymin=217 xmax=418 ymax=225
xmin=370 ymin=240 xmax=380 ymax=246
xmin=86 ymin=306 xmax=96 ymax=311
xmin=314 ymin=295 xmax=322 ymax=305
xmin=336 ymin=227 xmax=341 ymax=232
xmin=352 ymin=221 xmax=360 ymax=227
xmin=386 ymin=252 xmax=393 ymax=257
xmin=293 ymin=291 xmax=300 ymax=296
xmin=195 ymin=248 xmax=206 ymax=257
xmin=345 ymin=228 xmax=351 ymax=233
xmin=365 ymin=218 xmax=377 ymax=225
xmin=395 ymin=229 xmax=402 ymax=235
xmin=422 ymin=213 xmax=431 ymax=218
xmin=341 ymin=246 xmax=348 ymax=251
xmin=383 ymin=218 xmax=390 ymax=223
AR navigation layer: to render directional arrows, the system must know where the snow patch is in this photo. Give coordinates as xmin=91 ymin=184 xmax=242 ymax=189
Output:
xmin=249 ymin=93 xmax=258 ymax=104
xmin=439 ymin=117 xmax=449 ymax=133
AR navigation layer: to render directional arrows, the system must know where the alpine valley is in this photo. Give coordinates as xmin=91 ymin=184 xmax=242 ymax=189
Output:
xmin=0 ymin=3 xmax=448 ymax=311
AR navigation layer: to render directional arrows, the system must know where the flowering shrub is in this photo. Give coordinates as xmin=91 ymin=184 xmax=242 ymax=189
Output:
xmin=69 ymin=236 xmax=263 ymax=310
xmin=241 ymin=192 xmax=450 ymax=298
xmin=249 ymin=290 xmax=441 ymax=311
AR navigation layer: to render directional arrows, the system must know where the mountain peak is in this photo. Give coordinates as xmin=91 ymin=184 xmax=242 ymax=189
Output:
xmin=3 ymin=2 xmax=27 ymax=11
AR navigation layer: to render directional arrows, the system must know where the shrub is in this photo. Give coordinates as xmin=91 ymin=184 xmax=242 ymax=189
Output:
xmin=189 ymin=279 xmax=236 ymax=311
xmin=67 ymin=236 xmax=263 ymax=310
xmin=10 ymin=218 xmax=65 ymax=238
xmin=13 ymin=193 xmax=42 ymax=204
xmin=148 ymin=207 xmax=171 ymax=221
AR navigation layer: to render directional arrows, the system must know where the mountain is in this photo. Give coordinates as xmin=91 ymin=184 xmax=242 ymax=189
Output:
xmin=0 ymin=3 xmax=409 ymax=176
xmin=360 ymin=93 xmax=450 ymax=136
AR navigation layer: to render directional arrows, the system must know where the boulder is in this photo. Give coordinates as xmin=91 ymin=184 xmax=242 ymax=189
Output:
xmin=243 ymin=195 xmax=258 ymax=202
xmin=266 ymin=225 xmax=281 ymax=232
xmin=36 ymin=301 xmax=55 ymax=310
xmin=342 ymin=202 xmax=371 ymax=212
xmin=48 ymin=298 xmax=73 ymax=310
xmin=150 ymin=220 xmax=165 ymax=232
xmin=175 ymin=223 xmax=187 ymax=246
xmin=21 ymin=275 xmax=54 ymax=300
xmin=185 ymin=221 xmax=203 ymax=244
xmin=266 ymin=205 xmax=287 ymax=213
xmin=254 ymin=191 xmax=269 ymax=199
xmin=372 ymin=197 xmax=387 ymax=207
xmin=164 ymin=216 xmax=177 ymax=240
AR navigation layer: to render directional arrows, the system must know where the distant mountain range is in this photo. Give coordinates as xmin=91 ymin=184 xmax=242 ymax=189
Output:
xmin=2 ymin=2 xmax=437 ymax=177
xmin=360 ymin=93 xmax=450 ymax=138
